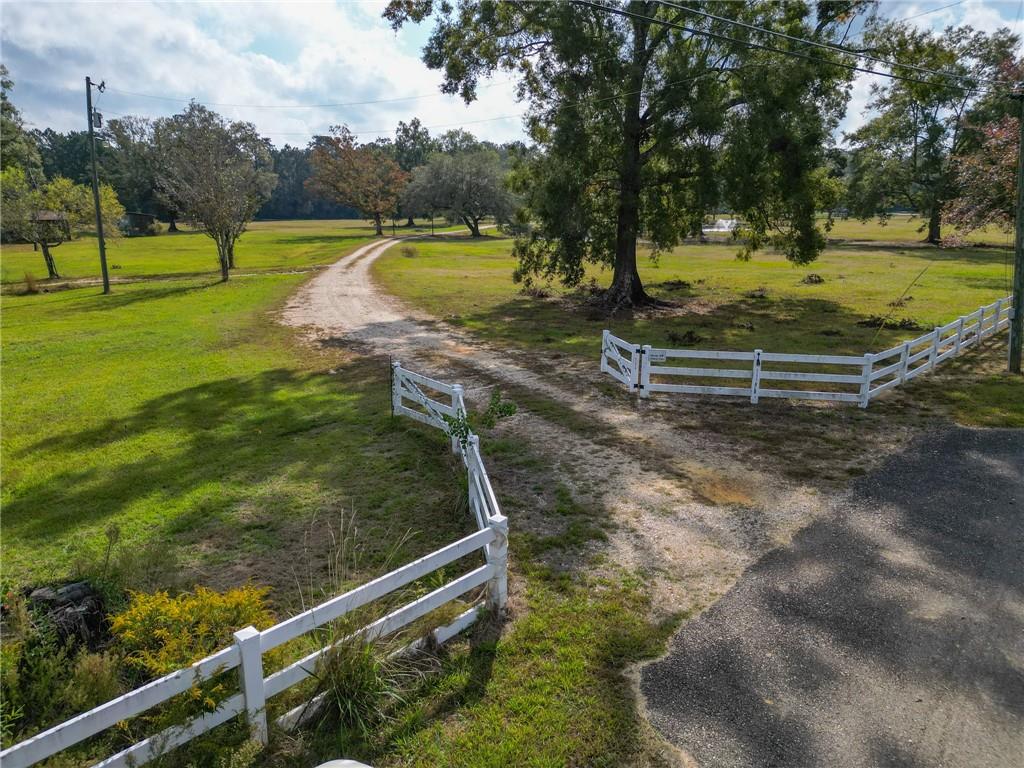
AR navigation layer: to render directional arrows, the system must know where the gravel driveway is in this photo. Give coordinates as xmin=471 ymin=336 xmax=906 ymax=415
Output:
xmin=640 ymin=427 xmax=1024 ymax=768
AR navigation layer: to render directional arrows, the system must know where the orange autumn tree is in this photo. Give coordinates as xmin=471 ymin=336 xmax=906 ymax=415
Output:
xmin=306 ymin=125 xmax=408 ymax=235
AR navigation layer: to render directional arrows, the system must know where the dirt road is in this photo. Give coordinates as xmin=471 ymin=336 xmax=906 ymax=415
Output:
xmin=282 ymin=235 xmax=822 ymax=617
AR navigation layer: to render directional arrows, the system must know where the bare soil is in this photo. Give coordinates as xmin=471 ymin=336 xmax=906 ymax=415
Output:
xmin=282 ymin=236 xmax=831 ymax=617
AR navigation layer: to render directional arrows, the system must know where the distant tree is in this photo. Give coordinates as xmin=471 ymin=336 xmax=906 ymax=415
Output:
xmin=392 ymin=118 xmax=438 ymax=224
xmin=34 ymin=129 xmax=97 ymax=186
xmin=436 ymin=129 xmax=480 ymax=154
xmin=307 ymin=125 xmax=408 ymax=236
xmin=403 ymin=149 xmax=516 ymax=236
xmin=257 ymin=145 xmax=357 ymax=219
xmin=845 ymin=22 xmax=1018 ymax=243
xmin=387 ymin=1 xmax=863 ymax=307
xmin=154 ymin=103 xmax=277 ymax=281
xmin=1 ymin=167 xmax=123 ymax=279
xmin=1 ymin=65 xmax=43 ymax=181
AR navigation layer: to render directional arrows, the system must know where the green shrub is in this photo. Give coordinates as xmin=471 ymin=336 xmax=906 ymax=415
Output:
xmin=65 ymin=652 xmax=123 ymax=714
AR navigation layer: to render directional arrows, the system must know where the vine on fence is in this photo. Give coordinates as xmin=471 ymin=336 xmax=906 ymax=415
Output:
xmin=443 ymin=390 xmax=517 ymax=450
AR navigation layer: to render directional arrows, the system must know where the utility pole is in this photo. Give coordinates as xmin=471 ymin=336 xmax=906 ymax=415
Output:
xmin=86 ymin=76 xmax=111 ymax=294
xmin=1011 ymin=92 xmax=1024 ymax=373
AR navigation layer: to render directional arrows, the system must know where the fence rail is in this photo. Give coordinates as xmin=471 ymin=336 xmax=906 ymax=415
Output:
xmin=603 ymin=295 xmax=1013 ymax=409
xmin=2 ymin=364 xmax=506 ymax=768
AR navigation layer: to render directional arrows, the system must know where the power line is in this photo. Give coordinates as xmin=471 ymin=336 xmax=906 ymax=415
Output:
xmin=572 ymin=0 xmax=1006 ymax=95
xmin=903 ymin=0 xmax=967 ymax=22
xmin=650 ymin=0 xmax=1012 ymax=87
xmin=103 ymin=79 xmax=513 ymax=110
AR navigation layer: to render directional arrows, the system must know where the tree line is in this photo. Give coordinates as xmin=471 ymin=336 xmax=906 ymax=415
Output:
xmin=1 ymin=66 xmax=522 ymax=281
xmin=2 ymin=1 xmax=1021 ymax=300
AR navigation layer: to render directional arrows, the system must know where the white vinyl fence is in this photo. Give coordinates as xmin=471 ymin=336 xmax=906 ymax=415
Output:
xmin=602 ymin=295 xmax=1013 ymax=409
xmin=2 ymin=364 xmax=506 ymax=768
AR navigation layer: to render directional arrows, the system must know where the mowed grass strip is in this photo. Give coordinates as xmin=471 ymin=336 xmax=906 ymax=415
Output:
xmin=372 ymin=232 xmax=1021 ymax=427
xmin=1 ymin=219 xmax=460 ymax=285
xmin=0 ymin=275 xmax=468 ymax=596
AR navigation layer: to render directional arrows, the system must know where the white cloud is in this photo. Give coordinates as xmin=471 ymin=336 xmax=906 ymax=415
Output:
xmin=2 ymin=1 xmax=1020 ymax=148
xmin=0 ymin=0 xmax=527 ymax=147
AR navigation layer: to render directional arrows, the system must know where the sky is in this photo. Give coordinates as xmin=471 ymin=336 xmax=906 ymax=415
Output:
xmin=2 ymin=0 xmax=1023 ymax=149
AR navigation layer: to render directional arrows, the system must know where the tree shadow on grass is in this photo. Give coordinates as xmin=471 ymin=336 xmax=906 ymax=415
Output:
xmin=4 ymin=358 xmax=471 ymax=599
xmin=63 ymin=280 xmax=225 ymax=313
xmin=640 ymin=427 xmax=1024 ymax=768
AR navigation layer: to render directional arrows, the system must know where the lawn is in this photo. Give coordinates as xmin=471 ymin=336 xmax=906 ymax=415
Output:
xmin=0 ymin=273 xmax=469 ymax=595
xmin=0 ymin=219 xmax=457 ymax=286
xmin=1 ymin=227 xmax=673 ymax=768
xmin=374 ymin=234 xmax=1022 ymax=427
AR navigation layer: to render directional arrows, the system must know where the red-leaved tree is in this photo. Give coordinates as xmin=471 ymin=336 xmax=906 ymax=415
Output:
xmin=306 ymin=126 xmax=408 ymax=236
xmin=944 ymin=116 xmax=1018 ymax=236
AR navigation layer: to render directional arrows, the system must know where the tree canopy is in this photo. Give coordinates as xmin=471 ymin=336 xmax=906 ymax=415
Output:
xmin=845 ymin=21 xmax=1018 ymax=242
xmin=306 ymin=125 xmax=408 ymax=236
xmin=403 ymin=148 xmax=517 ymax=235
xmin=386 ymin=0 xmax=864 ymax=306
xmin=154 ymin=102 xmax=277 ymax=281
xmin=1 ymin=65 xmax=43 ymax=182
xmin=1 ymin=166 xmax=123 ymax=279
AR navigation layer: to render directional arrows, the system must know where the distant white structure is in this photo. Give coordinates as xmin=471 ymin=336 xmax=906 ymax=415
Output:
xmin=702 ymin=218 xmax=738 ymax=233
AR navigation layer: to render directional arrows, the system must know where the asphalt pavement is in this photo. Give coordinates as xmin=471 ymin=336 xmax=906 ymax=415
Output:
xmin=641 ymin=427 xmax=1024 ymax=768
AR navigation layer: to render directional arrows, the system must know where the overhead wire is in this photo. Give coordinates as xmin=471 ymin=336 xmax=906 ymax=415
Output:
xmin=649 ymin=0 xmax=1010 ymax=86
xmin=572 ymin=0 xmax=1009 ymax=96
xmin=103 ymin=79 xmax=514 ymax=110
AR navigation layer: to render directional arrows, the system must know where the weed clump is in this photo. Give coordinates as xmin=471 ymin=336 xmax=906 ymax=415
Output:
xmin=400 ymin=245 xmax=418 ymax=258
xmin=801 ymin=273 xmax=825 ymax=285
xmin=667 ymin=329 xmax=704 ymax=346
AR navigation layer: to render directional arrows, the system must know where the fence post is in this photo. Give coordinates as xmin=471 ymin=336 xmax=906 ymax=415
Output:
xmin=954 ymin=317 xmax=965 ymax=355
xmin=639 ymin=345 xmax=651 ymax=399
xmin=898 ymin=342 xmax=910 ymax=384
xmin=450 ymin=384 xmax=465 ymax=454
xmin=391 ymin=360 xmax=402 ymax=416
xmin=486 ymin=513 xmax=509 ymax=612
xmin=233 ymin=626 xmax=268 ymax=745
xmin=994 ymin=298 xmax=1004 ymax=335
xmin=750 ymin=349 xmax=762 ymax=404
xmin=977 ymin=306 xmax=987 ymax=342
xmin=858 ymin=353 xmax=873 ymax=409
xmin=601 ymin=330 xmax=610 ymax=375
xmin=928 ymin=327 xmax=941 ymax=371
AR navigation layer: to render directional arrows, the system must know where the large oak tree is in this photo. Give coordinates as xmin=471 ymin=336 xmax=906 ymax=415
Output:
xmin=385 ymin=0 xmax=863 ymax=306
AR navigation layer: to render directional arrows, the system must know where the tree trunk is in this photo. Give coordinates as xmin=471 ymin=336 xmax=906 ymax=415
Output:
xmin=926 ymin=206 xmax=941 ymax=244
xmin=373 ymin=213 xmax=383 ymax=236
xmin=606 ymin=51 xmax=651 ymax=308
xmin=40 ymin=243 xmax=59 ymax=279
xmin=227 ymin=242 xmax=236 ymax=270
xmin=406 ymin=216 xmax=415 ymax=227
xmin=167 ymin=218 xmax=178 ymax=233
xmin=217 ymin=240 xmax=230 ymax=282
xmin=463 ymin=216 xmax=481 ymax=237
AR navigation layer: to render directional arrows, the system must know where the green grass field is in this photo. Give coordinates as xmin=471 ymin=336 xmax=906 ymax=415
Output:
xmin=0 ymin=219 xmax=456 ymax=286
xmin=824 ymin=213 xmax=1014 ymax=244
xmin=374 ymin=233 xmax=1021 ymax=427
xmin=2 ymin=217 xmax=1020 ymax=767
xmin=0 ymin=274 xmax=469 ymax=595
